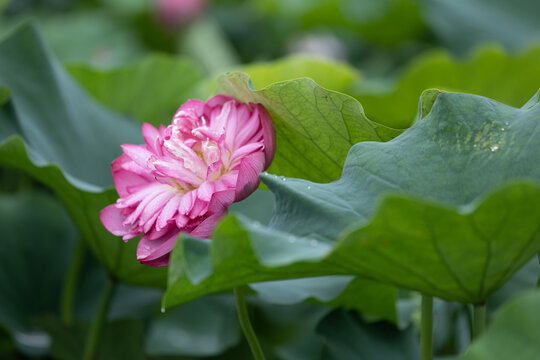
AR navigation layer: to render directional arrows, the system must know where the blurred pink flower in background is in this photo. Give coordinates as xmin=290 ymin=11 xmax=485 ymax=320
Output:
xmin=155 ymin=0 xmax=207 ymax=28
xmin=100 ymin=95 xmax=275 ymax=267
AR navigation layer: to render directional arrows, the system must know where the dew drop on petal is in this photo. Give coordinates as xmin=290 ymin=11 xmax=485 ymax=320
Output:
xmin=307 ymin=185 xmax=311 ymax=190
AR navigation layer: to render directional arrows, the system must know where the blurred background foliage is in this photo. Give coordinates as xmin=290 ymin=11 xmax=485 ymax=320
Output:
xmin=1 ymin=0 xmax=540 ymax=359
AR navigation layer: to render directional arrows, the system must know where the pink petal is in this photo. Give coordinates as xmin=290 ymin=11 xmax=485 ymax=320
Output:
xmin=137 ymin=232 xmax=179 ymax=264
xmin=147 ymin=223 xmax=173 ymax=240
xmin=191 ymin=126 xmax=222 ymax=142
xmin=113 ymin=154 xmax=152 ymax=180
xmin=231 ymin=142 xmax=264 ymax=164
xmin=121 ymin=144 xmax=153 ymax=169
xmin=189 ymin=197 xmax=209 ymax=219
xmin=208 ymin=189 xmax=235 ymax=213
xmin=175 ymin=214 xmax=190 ymax=228
xmin=142 ymin=123 xmax=161 ymax=154
xmin=140 ymin=253 xmax=170 ymax=267
xmin=224 ymin=103 xmax=239 ymax=150
xmin=189 ymin=210 xmax=227 ymax=238
xmin=153 ymin=160 xmax=203 ymax=185
xmin=234 ymin=151 xmax=265 ymax=202
xmin=138 ymin=189 xmax=176 ymax=227
xmin=256 ymin=103 xmax=276 ymax=169
xmin=176 ymin=99 xmax=205 ymax=118
xmin=156 ymin=194 xmax=182 ymax=230
xmin=179 ymin=191 xmax=195 ymax=214
xmin=111 ymin=165 xmax=151 ymax=198
xmin=143 ymin=211 xmax=161 ymax=233
xmin=234 ymin=109 xmax=262 ymax=148
xmin=197 ymin=181 xmax=214 ymax=202
xmin=201 ymin=140 xmax=221 ymax=165
xmin=205 ymin=94 xmax=235 ymax=108
xmin=100 ymin=204 xmax=134 ymax=240
xmin=209 ymin=100 xmax=233 ymax=136
xmin=123 ymin=185 xmax=169 ymax=225
xmin=117 ymin=183 xmax=168 ymax=208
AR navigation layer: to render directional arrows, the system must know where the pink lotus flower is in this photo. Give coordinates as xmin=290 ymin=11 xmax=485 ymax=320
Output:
xmin=155 ymin=0 xmax=207 ymax=28
xmin=100 ymin=95 xmax=275 ymax=267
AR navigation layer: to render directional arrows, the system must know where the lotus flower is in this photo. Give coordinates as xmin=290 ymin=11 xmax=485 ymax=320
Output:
xmin=100 ymin=95 xmax=275 ymax=267
xmin=155 ymin=0 xmax=206 ymax=28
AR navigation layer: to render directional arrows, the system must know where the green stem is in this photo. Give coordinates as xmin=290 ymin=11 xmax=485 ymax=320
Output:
xmin=82 ymin=279 xmax=115 ymax=360
xmin=60 ymin=240 xmax=85 ymax=326
xmin=472 ymin=302 xmax=486 ymax=339
xmin=421 ymin=294 xmax=433 ymax=360
xmin=233 ymin=287 xmax=266 ymax=360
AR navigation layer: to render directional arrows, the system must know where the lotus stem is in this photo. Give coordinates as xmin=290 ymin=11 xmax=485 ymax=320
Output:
xmin=234 ymin=287 xmax=266 ymax=360
xmin=421 ymin=294 xmax=433 ymax=360
xmin=60 ymin=239 xmax=85 ymax=326
xmin=82 ymin=279 xmax=115 ymax=360
xmin=472 ymin=302 xmax=486 ymax=339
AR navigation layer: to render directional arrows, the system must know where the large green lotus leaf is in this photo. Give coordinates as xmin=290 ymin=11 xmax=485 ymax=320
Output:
xmin=38 ymin=10 xmax=145 ymax=68
xmin=488 ymin=258 xmax=540 ymax=312
xmin=461 ymin=290 xmax=540 ymax=360
xmin=253 ymin=301 xmax=331 ymax=360
xmin=425 ymin=0 xmax=540 ymax=55
xmin=36 ymin=317 xmax=145 ymax=360
xmin=257 ymin=0 xmax=425 ymax=46
xmin=230 ymin=189 xmax=397 ymax=318
xmin=317 ymin=309 xmax=419 ymax=360
xmin=356 ymin=46 xmax=540 ymax=128
xmin=195 ymin=55 xmax=361 ymax=120
xmin=230 ymin=188 xmax=398 ymax=320
xmin=67 ymin=55 xmax=204 ymax=127
xmin=0 ymin=87 xmax=9 ymax=106
xmin=239 ymin=55 xmax=360 ymax=93
xmin=144 ymin=294 xmax=241 ymax=357
xmin=0 ymin=191 xmax=76 ymax=335
xmin=163 ymin=216 xmax=398 ymax=322
xmin=249 ymin=276 xmax=398 ymax=324
xmin=0 ymin=23 xmax=165 ymax=287
xmin=165 ymin=91 xmax=540 ymax=306
xmin=219 ymin=72 xmax=402 ymax=183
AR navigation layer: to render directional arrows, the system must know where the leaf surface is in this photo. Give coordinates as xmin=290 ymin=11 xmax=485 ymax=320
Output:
xmin=317 ymin=309 xmax=419 ymax=360
xmin=357 ymin=46 xmax=540 ymax=128
xmin=0 ymin=23 xmax=165 ymax=287
xmin=461 ymin=290 xmax=540 ymax=360
xmin=425 ymin=0 xmax=540 ymax=54
xmin=220 ymin=72 xmax=402 ymax=183
xmin=67 ymin=55 xmax=203 ymax=127
xmin=165 ymin=91 xmax=540 ymax=305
